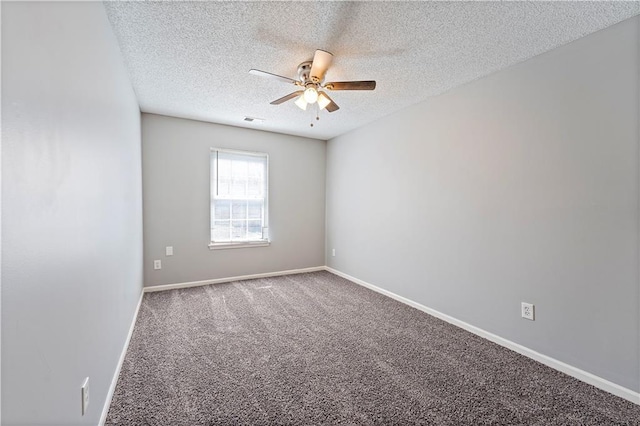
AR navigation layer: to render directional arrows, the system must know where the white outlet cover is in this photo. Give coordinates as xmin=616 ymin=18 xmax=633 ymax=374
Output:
xmin=332 ymin=249 xmax=336 ymax=257
xmin=521 ymin=302 xmax=535 ymax=321
xmin=154 ymin=260 xmax=162 ymax=270
xmin=81 ymin=377 xmax=89 ymax=415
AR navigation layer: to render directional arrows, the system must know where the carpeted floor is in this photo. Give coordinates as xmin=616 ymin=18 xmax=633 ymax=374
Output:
xmin=106 ymin=271 xmax=640 ymax=425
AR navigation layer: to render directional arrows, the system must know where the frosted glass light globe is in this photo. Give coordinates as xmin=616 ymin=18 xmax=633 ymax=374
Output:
xmin=303 ymin=87 xmax=319 ymax=104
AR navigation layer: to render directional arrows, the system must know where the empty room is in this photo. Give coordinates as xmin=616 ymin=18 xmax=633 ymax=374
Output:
xmin=3 ymin=1 xmax=640 ymax=425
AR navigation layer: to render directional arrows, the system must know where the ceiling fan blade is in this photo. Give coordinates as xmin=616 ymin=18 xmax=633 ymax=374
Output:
xmin=324 ymin=80 xmax=376 ymax=91
xmin=318 ymin=91 xmax=339 ymax=112
xmin=270 ymin=90 xmax=304 ymax=105
xmin=249 ymin=69 xmax=298 ymax=85
xmin=325 ymin=100 xmax=340 ymax=113
xmin=309 ymin=49 xmax=333 ymax=83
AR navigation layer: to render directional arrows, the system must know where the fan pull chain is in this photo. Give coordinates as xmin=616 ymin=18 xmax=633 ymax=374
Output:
xmin=310 ymin=103 xmax=320 ymax=127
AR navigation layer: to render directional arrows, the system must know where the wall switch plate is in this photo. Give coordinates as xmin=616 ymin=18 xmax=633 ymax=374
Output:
xmin=154 ymin=260 xmax=162 ymax=270
xmin=521 ymin=302 xmax=535 ymax=321
xmin=166 ymin=246 xmax=173 ymax=256
xmin=81 ymin=377 xmax=89 ymax=415
xmin=332 ymin=249 xmax=336 ymax=257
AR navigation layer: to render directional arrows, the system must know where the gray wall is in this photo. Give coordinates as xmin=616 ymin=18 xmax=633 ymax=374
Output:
xmin=142 ymin=114 xmax=326 ymax=287
xmin=326 ymin=17 xmax=640 ymax=391
xmin=2 ymin=2 xmax=143 ymax=424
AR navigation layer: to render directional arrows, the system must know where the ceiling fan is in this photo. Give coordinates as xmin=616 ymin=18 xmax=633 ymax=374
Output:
xmin=249 ymin=49 xmax=376 ymax=113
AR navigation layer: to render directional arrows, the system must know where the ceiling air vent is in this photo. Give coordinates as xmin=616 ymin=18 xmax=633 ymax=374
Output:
xmin=243 ymin=117 xmax=264 ymax=124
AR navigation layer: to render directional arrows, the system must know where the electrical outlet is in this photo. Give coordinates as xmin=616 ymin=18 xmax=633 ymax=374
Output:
xmin=521 ymin=302 xmax=535 ymax=321
xmin=154 ymin=260 xmax=162 ymax=270
xmin=166 ymin=246 xmax=173 ymax=256
xmin=332 ymin=248 xmax=336 ymax=257
xmin=81 ymin=377 xmax=89 ymax=415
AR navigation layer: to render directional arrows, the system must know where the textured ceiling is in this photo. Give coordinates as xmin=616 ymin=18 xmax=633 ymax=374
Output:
xmin=104 ymin=1 xmax=639 ymax=141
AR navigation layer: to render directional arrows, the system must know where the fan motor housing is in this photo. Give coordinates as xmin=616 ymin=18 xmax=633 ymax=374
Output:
xmin=297 ymin=61 xmax=314 ymax=84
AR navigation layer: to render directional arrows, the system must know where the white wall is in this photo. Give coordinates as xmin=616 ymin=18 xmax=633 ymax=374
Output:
xmin=2 ymin=2 xmax=143 ymax=424
xmin=326 ymin=17 xmax=640 ymax=392
xmin=142 ymin=114 xmax=325 ymax=287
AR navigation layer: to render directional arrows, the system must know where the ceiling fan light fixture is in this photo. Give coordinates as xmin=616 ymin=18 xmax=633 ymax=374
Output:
xmin=317 ymin=92 xmax=331 ymax=110
xmin=303 ymin=86 xmax=319 ymax=104
xmin=252 ymin=49 xmax=375 ymax=115
xmin=294 ymin=95 xmax=308 ymax=110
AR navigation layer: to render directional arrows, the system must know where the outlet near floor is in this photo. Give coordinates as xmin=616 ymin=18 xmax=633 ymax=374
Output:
xmin=521 ymin=302 xmax=535 ymax=321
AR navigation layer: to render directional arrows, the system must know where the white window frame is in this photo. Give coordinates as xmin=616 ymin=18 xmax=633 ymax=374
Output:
xmin=209 ymin=148 xmax=270 ymax=250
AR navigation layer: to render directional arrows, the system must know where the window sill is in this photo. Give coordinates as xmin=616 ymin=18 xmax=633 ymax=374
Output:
xmin=208 ymin=241 xmax=271 ymax=250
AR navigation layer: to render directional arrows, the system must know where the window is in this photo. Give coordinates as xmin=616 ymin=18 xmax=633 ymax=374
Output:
xmin=210 ymin=148 xmax=269 ymax=249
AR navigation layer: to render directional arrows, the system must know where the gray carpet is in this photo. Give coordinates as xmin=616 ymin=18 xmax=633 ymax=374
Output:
xmin=106 ymin=271 xmax=640 ymax=425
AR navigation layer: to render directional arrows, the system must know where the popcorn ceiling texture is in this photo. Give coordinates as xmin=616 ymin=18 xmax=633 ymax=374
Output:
xmin=103 ymin=1 xmax=639 ymax=141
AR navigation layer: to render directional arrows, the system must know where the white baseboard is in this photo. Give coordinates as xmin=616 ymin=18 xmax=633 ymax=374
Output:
xmin=99 ymin=290 xmax=144 ymax=426
xmin=325 ymin=266 xmax=640 ymax=405
xmin=143 ymin=266 xmax=326 ymax=293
